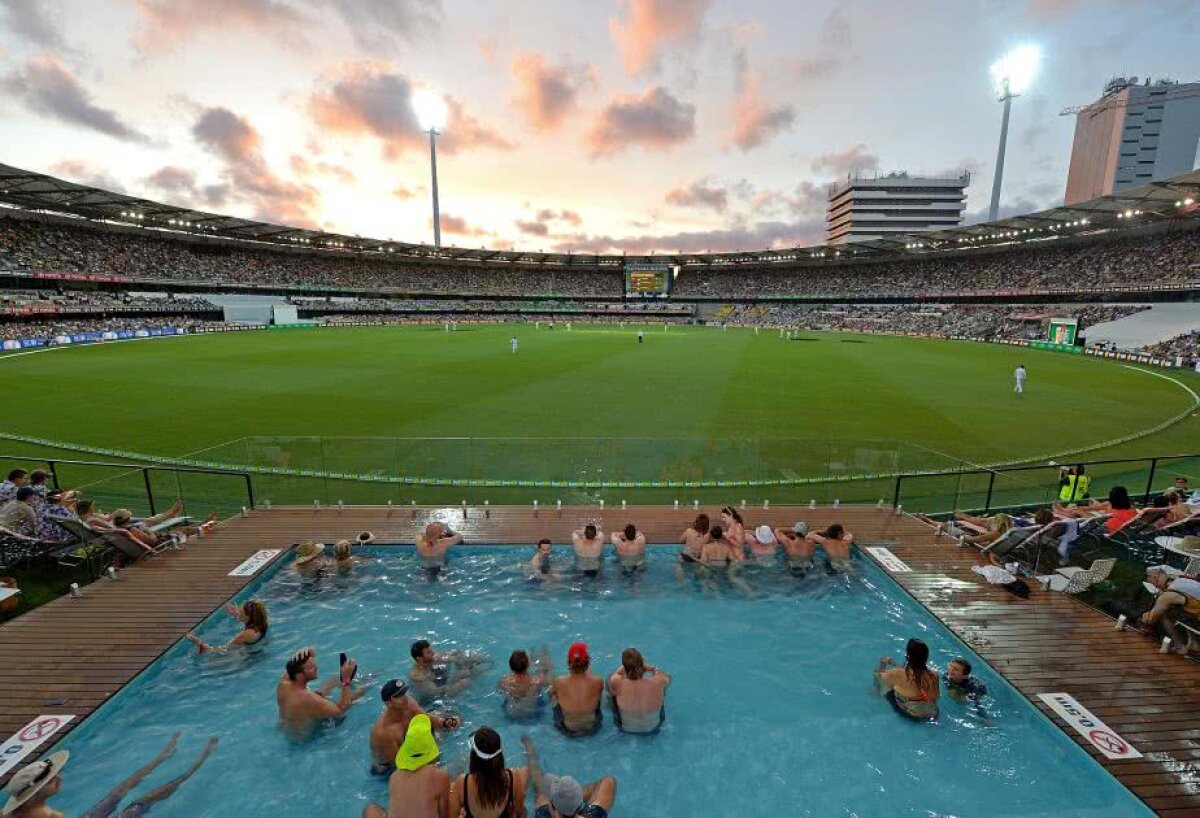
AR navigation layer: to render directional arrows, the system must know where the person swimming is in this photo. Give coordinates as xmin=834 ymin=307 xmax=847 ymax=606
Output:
xmin=874 ymin=638 xmax=939 ymax=721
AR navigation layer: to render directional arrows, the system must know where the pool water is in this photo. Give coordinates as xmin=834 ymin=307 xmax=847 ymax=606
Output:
xmin=46 ymin=547 xmax=1150 ymax=817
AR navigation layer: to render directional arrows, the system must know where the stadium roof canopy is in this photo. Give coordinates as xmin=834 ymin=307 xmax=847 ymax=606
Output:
xmin=0 ymin=162 xmax=1197 ymax=268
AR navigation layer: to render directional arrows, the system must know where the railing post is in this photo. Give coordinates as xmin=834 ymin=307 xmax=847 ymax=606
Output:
xmin=245 ymin=473 xmax=256 ymax=511
xmin=47 ymin=460 xmax=60 ymax=491
xmin=984 ymin=470 xmax=996 ymax=514
xmin=1143 ymin=458 xmax=1158 ymax=504
xmin=892 ymin=475 xmax=902 ymax=509
xmin=143 ymin=468 xmax=157 ymax=515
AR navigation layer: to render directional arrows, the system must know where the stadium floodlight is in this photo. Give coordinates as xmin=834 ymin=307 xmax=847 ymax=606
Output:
xmin=987 ymin=45 xmax=1040 ymax=223
xmin=412 ymin=88 xmax=448 ymax=247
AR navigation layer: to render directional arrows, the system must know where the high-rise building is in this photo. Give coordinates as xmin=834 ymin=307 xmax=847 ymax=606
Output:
xmin=1064 ymin=77 xmax=1200 ymax=206
xmin=825 ymin=172 xmax=970 ymax=245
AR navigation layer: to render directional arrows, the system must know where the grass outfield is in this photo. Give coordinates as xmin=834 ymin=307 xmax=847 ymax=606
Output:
xmin=1 ymin=324 xmax=1198 ymax=509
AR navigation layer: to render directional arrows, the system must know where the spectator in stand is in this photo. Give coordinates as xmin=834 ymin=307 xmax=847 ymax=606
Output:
xmin=0 ymin=469 xmax=27 ymax=503
xmin=38 ymin=489 xmax=79 ymax=542
xmin=0 ymin=486 xmax=39 ymax=536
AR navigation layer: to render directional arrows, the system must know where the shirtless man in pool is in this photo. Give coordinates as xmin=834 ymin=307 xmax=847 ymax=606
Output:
xmin=572 ymin=525 xmax=605 ymax=575
xmin=368 ymin=679 xmax=460 ymax=776
xmin=275 ymin=647 xmax=365 ymax=740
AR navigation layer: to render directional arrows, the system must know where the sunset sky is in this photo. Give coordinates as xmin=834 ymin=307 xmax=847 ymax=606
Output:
xmin=1 ymin=0 xmax=1198 ymax=252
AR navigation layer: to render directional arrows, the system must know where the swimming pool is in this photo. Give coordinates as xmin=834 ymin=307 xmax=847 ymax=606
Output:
xmin=44 ymin=546 xmax=1151 ymax=817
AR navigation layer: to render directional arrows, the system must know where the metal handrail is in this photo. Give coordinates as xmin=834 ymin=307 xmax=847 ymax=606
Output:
xmin=0 ymin=454 xmax=255 ymax=512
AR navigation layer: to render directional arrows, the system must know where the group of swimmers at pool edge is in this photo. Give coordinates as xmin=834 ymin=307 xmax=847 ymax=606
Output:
xmin=407 ymin=505 xmax=856 ymax=580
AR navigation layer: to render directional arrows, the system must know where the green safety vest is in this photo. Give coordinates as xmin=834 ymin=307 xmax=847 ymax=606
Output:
xmin=1059 ymin=474 xmax=1090 ymax=501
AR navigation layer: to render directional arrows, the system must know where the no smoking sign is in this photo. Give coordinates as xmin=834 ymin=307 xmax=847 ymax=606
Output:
xmin=0 ymin=714 xmax=75 ymax=777
xmin=1088 ymin=728 xmax=1131 ymax=757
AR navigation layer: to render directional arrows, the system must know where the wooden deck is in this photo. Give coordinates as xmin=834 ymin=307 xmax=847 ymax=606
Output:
xmin=0 ymin=505 xmax=1198 ymax=815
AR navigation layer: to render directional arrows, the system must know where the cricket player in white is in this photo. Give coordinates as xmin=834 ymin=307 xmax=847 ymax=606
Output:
xmin=510 ymin=336 xmax=518 ymax=354
xmin=1014 ymin=365 xmax=1026 ymax=393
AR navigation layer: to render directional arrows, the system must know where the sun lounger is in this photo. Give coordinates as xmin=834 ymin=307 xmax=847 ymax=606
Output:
xmin=98 ymin=528 xmax=171 ymax=562
xmin=1036 ymin=558 xmax=1116 ymax=593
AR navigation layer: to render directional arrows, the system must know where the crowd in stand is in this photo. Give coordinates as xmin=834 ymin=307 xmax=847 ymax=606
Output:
xmin=293 ymin=297 xmax=693 ymax=315
xmin=0 ymin=218 xmax=624 ymax=295
xmin=4 ymin=214 xmax=1198 ymax=298
xmin=0 ymin=316 xmax=226 ymax=340
xmin=1144 ymin=329 xmax=1200 ymax=366
xmin=0 ymin=289 xmax=217 ymax=314
xmin=716 ymin=303 xmax=1145 ymax=339
xmin=677 ymin=230 xmax=1200 ymax=297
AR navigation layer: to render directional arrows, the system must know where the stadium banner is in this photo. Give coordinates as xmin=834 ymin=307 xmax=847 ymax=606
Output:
xmin=0 ymin=327 xmax=187 ymax=352
xmin=1027 ymin=340 xmax=1082 ymax=354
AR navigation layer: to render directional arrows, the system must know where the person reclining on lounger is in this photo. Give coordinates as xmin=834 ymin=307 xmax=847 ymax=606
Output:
xmin=1053 ymin=485 xmax=1138 ymax=534
xmin=104 ymin=509 xmax=217 ymax=554
xmin=916 ymin=512 xmax=1012 ymax=549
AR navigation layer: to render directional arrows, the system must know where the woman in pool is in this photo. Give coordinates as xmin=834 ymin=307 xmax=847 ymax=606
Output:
xmin=184 ymin=600 xmax=268 ymax=653
xmin=875 ymin=638 xmax=940 ymax=721
xmin=679 ymin=513 xmax=711 ymax=562
xmin=448 ymin=727 xmax=528 ymax=818
xmin=806 ymin=524 xmax=853 ymax=571
xmin=718 ymin=506 xmax=747 ymax=560
xmin=332 ymin=539 xmax=373 ymax=574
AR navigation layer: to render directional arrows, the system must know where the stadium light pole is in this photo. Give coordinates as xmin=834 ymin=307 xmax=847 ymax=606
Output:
xmin=987 ymin=46 xmax=1040 ymax=223
xmin=413 ymin=89 xmax=448 ymax=248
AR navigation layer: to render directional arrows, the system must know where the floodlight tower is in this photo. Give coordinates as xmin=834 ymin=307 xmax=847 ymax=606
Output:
xmin=413 ymin=89 xmax=448 ymax=248
xmin=988 ymin=46 xmax=1040 ymax=223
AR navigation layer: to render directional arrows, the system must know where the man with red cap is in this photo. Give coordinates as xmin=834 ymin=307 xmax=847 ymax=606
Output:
xmin=550 ymin=642 xmax=604 ymax=737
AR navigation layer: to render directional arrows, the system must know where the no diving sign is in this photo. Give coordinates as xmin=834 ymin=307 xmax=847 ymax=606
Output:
xmin=0 ymin=714 xmax=75 ymax=776
xmin=1037 ymin=693 xmax=1141 ymax=760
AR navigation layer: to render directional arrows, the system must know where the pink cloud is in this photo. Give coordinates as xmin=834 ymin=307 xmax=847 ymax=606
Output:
xmin=132 ymin=0 xmax=306 ymax=53
xmin=191 ymin=105 xmax=321 ymax=227
xmin=436 ymin=213 xmax=488 ymax=236
xmin=509 ymin=52 xmax=595 ymax=132
xmin=586 ymin=86 xmax=695 ymax=158
xmin=553 ymin=217 xmax=824 ymax=254
xmin=4 ymin=54 xmax=148 ymax=142
xmin=810 ymin=143 xmax=880 ymax=176
xmin=609 ymin=0 xmax=711 ymax=75
xmin=665 ymin=177 xmax=728 ymax=212
xmin=48 ymin=159 xmax=127 ymax=193
xmin=309 ymin=61 xmax=514 ymax=158
xmin=723 ymin=48 xmax=795 ymax=152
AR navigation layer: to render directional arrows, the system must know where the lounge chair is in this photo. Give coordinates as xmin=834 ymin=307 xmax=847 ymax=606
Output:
xmin=1036 ymin=558 xmax=1116 ymax=593
xmin=0 ymin=526 xmax=42 ymax=569
xmin=98 ymin=528 xmax=171 ymax=562
xmin=51 ymin=518 xmax=115 ymax=572
xmin=980 ymin=525 xmax=1038 ymax=559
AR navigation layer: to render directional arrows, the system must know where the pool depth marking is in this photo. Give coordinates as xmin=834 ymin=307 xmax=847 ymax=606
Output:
xmin=228 ymin=549 xmax=282 ymax=576
xmin=1037 ymin=693 xmax=1142 ymax=761
xmin=864 ymin=546 xmax=912 ymax=572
